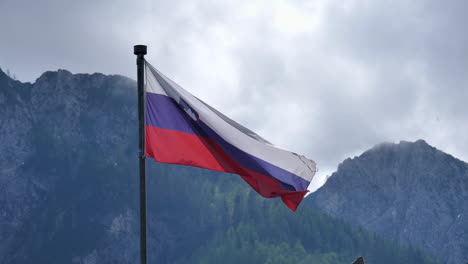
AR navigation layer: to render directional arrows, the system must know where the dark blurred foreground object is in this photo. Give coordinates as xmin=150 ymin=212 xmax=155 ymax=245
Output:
xmin=352 ymin=256 xmax=364 ymax=264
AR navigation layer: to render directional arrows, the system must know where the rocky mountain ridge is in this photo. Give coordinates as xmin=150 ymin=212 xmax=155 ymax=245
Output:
xmin=308 ymin=140 xmax=468 ymax=264
xmin=0 ymin=68 xmax=139 ymax=263
xmin=0 ymin=68 xmax=441 ymax=263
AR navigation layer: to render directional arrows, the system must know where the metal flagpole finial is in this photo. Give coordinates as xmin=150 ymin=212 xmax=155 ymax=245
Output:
xmin=134 ymin=45 xmax=147 ymax=55
xmin=352 ymin=256 xmax=365 ymax=264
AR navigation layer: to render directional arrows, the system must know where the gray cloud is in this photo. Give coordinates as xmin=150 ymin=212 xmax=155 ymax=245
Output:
xmin=1 ymin=0 xmax=467 ymax=190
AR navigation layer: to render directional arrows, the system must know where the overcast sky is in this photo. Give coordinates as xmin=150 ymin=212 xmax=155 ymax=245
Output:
xmin=1 ymin=0 xmax=467 ymax=190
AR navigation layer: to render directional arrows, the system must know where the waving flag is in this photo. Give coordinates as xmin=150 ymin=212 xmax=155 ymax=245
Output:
xmin=144 ymin=62 xmax=316 ymax=211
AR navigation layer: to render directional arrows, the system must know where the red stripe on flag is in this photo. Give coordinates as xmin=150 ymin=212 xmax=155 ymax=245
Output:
xmin=145 ymin=125 xmax=307 ymax=211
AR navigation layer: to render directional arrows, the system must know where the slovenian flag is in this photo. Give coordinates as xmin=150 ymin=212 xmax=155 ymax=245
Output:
xmin=144 ymin=61 xmax=316 ymax=211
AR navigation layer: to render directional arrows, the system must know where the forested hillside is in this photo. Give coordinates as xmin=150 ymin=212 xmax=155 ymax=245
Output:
xmin=149 ymin=163 xmax=439 ymax=264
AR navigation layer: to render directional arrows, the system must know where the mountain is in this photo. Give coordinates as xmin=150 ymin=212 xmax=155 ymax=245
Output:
xmin=0 ymin=68 xmax=139 ymax=263
xmin=308 ymin=140 xmax=468 ymax=264
xmin=0 ymin=68 xmax=438 ymax=263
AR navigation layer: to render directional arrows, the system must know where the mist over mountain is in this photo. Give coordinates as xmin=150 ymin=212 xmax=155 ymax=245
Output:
xmin=308 ymin=140 xmax=468 ymax=264
xmin=0 ymin=68 xmax=439 ymax=263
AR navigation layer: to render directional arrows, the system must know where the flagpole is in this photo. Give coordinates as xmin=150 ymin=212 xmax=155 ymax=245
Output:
xmin=134 ymin=44 xmax=148 ymax=264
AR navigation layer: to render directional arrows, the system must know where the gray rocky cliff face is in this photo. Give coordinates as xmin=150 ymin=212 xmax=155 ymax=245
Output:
xmin=0 ymin=68 xmax=140 ymax=263
xmin=308 ymin=140 xmax=468 ymax=264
